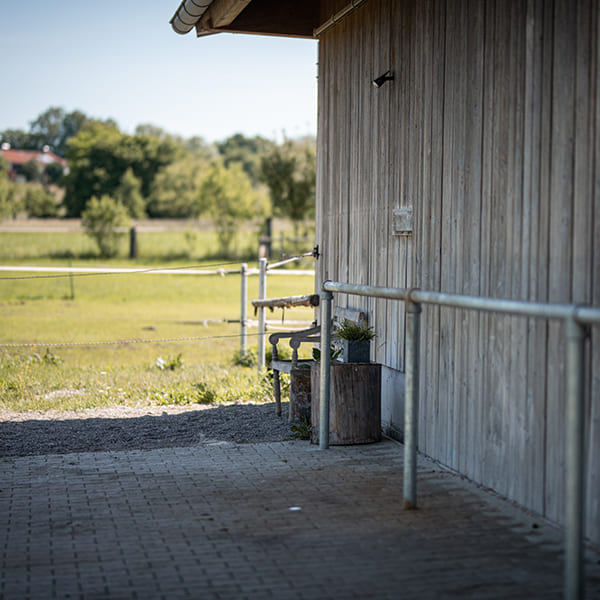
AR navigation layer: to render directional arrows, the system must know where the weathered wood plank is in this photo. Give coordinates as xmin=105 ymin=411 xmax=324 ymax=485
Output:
xmin=545 ymin=0 xmax=577 ymax=526
xmin=462 ymin=0 xmax=485 ymax=480
xmin=424 ymin=0 xmax=445 ymax=461
xmin=522 ymin=0 xmax=547 ymax=515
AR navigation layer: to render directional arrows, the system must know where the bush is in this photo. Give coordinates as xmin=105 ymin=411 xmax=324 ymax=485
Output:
xmin=24 ymin=185 xmax=60 ymax=218
xmin=232 ymin=347 xmax=257 ymax=368
xmin=81 ymin=195 xmax=130 ymax=257
xmin=0 ymin=178 xmax=19 ymax=219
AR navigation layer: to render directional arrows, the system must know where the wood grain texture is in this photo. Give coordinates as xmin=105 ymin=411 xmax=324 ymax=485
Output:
xmin=314 ymin=0 xmax=600 ymax=542
xmin=311 ymin=362 xmax=382 ymax=445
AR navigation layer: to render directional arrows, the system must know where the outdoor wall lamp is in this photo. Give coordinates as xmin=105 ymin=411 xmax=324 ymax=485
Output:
xmin=372 ymin=70 xmax=394 ymax=88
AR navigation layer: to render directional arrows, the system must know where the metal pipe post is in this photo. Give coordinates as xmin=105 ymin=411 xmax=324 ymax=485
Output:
xmin=257 ymin=258 xmax=267 ymax=373
xmin=404 ymin=299 xmax=421 ymax=510
xmin=319 ymin=289 xmax=333 ymax=450
xmin=240 ymin=264 xmax=247 ymax=359
xmin=565 ymin=317 xmax=587 ymax=600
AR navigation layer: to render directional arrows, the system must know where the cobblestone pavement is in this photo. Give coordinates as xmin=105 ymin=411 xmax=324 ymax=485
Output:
xmin=1 ymin=439 xmax=600 ymax=599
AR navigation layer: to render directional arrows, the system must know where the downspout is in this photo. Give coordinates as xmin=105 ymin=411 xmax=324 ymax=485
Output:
xmin=170 ymin=0 xmax=214 ymax=35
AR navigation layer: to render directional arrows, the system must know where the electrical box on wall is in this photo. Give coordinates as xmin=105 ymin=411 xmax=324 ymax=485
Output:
xmin=392 ymin=206 xmax=413 ymax=236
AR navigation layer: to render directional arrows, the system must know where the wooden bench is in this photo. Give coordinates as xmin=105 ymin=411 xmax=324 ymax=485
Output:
xmin=268 ymin=305 xmax=368 ymax=417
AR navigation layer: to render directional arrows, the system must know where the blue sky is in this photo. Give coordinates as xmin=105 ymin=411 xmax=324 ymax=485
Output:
xmin=0 ymin=0 xmax=318 ymax=143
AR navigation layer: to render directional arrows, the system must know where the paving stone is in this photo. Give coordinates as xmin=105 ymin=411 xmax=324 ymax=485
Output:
xmin=1 ymin=439 xmax=599 ymax=599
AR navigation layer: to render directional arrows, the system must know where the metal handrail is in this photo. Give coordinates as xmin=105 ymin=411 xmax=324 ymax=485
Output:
xmin=319 ymin=280 xmax=600 ymax=600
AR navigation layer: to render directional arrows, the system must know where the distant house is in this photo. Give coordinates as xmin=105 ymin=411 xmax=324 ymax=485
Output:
xmin=171 ymin=0 xmax=600 ymax=545
xmin=0 ymin=146 xmax=68 ymax=181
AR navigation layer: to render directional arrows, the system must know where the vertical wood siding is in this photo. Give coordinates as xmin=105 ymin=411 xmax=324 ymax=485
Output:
xmin=315 ymin=0 xmax=600 ymax=541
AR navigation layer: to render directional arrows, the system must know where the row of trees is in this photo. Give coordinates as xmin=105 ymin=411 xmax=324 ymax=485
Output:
xmin=0 ymin=107 xmax=316 ymax=255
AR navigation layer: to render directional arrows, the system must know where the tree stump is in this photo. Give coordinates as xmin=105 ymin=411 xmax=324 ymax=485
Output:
xmin=289 ymin=368 xmax=312 ymax=424
xmin=311 ymin=362 xmax=381 ymax=445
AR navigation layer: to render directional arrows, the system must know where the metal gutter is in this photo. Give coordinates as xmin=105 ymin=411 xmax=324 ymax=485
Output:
xmin=170 ymin=0 xmax=214 ymax=35
xmin=313 ymin=0 xmax=368 ymax=37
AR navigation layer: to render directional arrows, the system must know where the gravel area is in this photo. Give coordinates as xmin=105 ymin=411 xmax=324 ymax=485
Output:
xmin=0 ymin=402 xmax=295 ymax=457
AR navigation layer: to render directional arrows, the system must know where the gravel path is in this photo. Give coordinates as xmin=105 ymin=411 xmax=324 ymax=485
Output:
xmin=0 ymin=402 xmax=295 ymax=457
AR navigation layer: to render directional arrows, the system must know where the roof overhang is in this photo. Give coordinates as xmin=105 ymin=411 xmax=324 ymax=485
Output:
xmin=170 ymin=0 xmax=321 ymax=39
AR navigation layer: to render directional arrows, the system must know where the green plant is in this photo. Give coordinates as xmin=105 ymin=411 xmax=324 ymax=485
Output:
xmin=290 ymin=418 xmax=311 ymax=440
xmin=335 ymin=319 xmax=376 ymax=341
xmin=192 ymin=381 xmax=218 ymax=404
xmin=155 ymin=354 xmax=184 ymax=371
xmin=232 ymin=347 xmax=257 ymax=368
xmin=43 ymin=348 xmax=63 ymax=366
xmin=312 ymin=345 xmax=342 ymax=362
xmin=81 ymin=195 xmax=130 ymax=257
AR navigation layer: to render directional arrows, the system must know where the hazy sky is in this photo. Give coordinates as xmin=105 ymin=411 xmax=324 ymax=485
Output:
xmin=0 ymin=1 xmax=318 ymax=143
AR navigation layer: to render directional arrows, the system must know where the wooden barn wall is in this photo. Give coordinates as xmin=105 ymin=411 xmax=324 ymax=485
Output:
xmin=315 ymin=0 xmax=600 ymax=541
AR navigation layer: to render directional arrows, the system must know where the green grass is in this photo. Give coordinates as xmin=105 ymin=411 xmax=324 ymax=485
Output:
xmin=0 ymin=230 xmax=314 ymax=412
xmin=0 ymin=230 xmax=261 ymax=262
xmin=0 ymin=226 xmax=315 ymax=264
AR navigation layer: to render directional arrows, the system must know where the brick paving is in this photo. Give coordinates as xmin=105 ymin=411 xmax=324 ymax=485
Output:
xmin=1 ymin=439 xmax=600 ymax=599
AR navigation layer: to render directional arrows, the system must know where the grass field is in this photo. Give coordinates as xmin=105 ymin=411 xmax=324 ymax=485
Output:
xmin=0 ymin=226 xmax=316 ymax=411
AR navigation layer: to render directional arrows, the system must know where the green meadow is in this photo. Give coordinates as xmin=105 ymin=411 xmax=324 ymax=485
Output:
xmin=0 ymin=227 xmax=316 ymax=411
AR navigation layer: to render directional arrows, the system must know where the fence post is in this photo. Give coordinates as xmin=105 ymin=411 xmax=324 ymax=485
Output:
xmin=257 ymin=258 xmax=267 ymax=373
xmin=129 ymin=226 xmax=137 ymax=259
xmin=240 ymin=263 xmax=247 ymax=359
xmin=565 ymin=316 xmax=587 ymax=600
xmin=265 ymin=217 xmax=272 ymax=259
xmin=319 ymin=289 xmax=333 ymax=450
xmin=404 ymin=298 xmax=421 ymax=510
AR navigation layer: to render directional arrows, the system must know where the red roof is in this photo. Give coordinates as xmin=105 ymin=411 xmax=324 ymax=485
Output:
xmin=0 ymin=149 xmax=67 ymax=168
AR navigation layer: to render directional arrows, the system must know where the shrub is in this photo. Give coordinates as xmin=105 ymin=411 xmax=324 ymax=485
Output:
xmin=232 ymin=347 xmax=257 ymax=368
xmin=24 ymin=185 xmax=60 ymax=218
xmin=81 ymin=195 xmax=130 ymax=257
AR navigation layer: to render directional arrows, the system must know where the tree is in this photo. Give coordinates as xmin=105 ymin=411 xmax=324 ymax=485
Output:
xmin=0 ymin=156 xmax=9 ymax=177
xmin=28 ymin=107 xmax=103 ymax=156
xmin=63 ymin=122 xmax=180 ymax=217
xmin=81 ymin=195 xmax=130 ymax=258
xmin=199 ymin=161 xmax=269 ymax=256
xmin=20 ymin=159 xmax=43 ymax=183
xmin=1 ymin=107 xmax=114 ymax=157
xmin=134 ymin=123 xmax=171 ymax=140
xmin=260 ymin=137 xmax=316 ymax=235
xmin=44 ymin=162 xmax=65 ymax=185
xmin=182 ymin=136 xmax=217 ymax=161
xmin=147 ymin=156 xmax=206 ymax=218
xmin=115 ymin=168 xmax=145 ymax=218
xmin=217 ymin=133 xmax=275 ymax=187
xmin=0 ymin=129 xmax=36 ymax=151
xmin=0 ymin=177 xmax=17 ymax=220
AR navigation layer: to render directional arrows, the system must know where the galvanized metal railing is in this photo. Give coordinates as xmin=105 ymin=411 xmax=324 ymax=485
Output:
xmin=318 ymin=280 xmax=600 ymax=600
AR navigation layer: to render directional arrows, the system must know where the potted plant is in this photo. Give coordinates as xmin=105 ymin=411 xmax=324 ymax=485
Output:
xmin=335 ymin=319 xmax=376 ymax=363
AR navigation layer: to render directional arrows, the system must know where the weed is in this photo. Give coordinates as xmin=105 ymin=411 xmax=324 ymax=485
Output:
xmin=43 ymin=348 xmax=63 ymax=366
xmin=232 ymin=347 xmax=257 ymax=368
xmin=155 ymin=354 xmax=184 ymax=371
xmin=153 ymin=389 xmax=195 ymax=405
xmin=192 ymin=381 xmax=218 ymax=404
xmin=291 ymin=419 xmax=311 ymax=440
